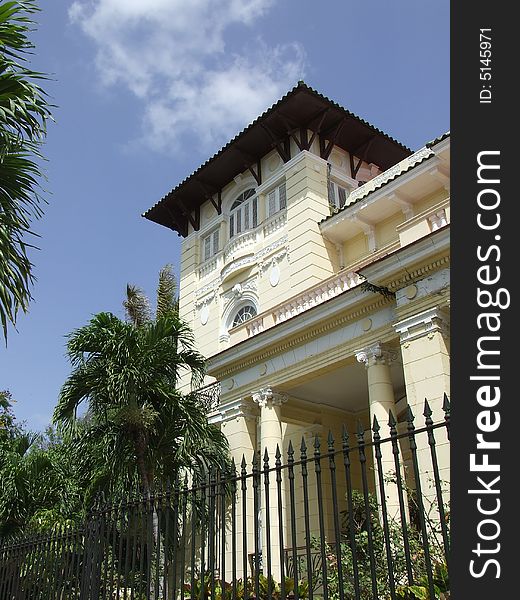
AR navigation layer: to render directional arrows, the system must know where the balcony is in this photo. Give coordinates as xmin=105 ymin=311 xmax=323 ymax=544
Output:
xmin=229 ymin=268 xmax=364 ymax=345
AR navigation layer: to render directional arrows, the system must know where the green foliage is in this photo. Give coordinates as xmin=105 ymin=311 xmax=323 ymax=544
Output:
xmin=0 ymin=402 xmax=85 ymax=538
xmin=53 ymin=268 xmax=230 ymax=502
xmin=183 ymin=574 xmax=308 ymax=600
xmin=0 ymin=0 xmax=53 ymax=342
xmin=313 ymin=489 xmax=449 ymax=600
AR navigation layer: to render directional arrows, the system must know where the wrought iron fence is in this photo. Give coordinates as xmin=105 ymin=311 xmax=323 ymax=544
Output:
xmin=0 ymin=396 xmax=450 ymax=600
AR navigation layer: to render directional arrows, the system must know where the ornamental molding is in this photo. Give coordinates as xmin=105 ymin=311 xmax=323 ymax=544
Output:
xmin=210 ymin=296 xmax=391 ymax=379
xmin=394 ymin=306 xmax=450 ymax=345
xmin=194 ymin=289 xmax=217 ymax=310
xmin=251 ymin=387 xmax=288 ymax=409
xmin=220 ymin=253 xmax=256 ymax=281
xmin=221 ymin=277 xmax=258 ymax=304
xmin=258 ymin=247 xmax=288 ymax=273
xmin=387 ymin=255 xmax=450 ymax=292
xmin=195 ymin=279 xmax=220 ymax=300
xmin=219 ymin=397 xmax=257 ymax=422
xmin=355 ymin=342 xmax=398 ymax=368
xmin=256 ymin=235 xmax=288 ymax=261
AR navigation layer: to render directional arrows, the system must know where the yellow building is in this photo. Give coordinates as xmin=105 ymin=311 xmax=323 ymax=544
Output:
xmin=144 ymin=82 xmax=450 ymax=582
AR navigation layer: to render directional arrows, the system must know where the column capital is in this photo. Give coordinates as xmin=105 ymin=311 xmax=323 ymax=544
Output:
xmin=355 ymin=342 xmax=398 ymax=368
xmin=252 ymin=387 xmax=288 ymax=409
xmin=394 ymin=306 xmax=450 ymax=345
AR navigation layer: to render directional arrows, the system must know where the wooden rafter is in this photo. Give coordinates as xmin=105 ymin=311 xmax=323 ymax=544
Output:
xmin=350 ymin=135 xmax=376 ymax=177
xmin=246 ymin=160 xmax=262 ymax=186
xmin=319 ymin=117 xmax=348 ymax=160
xmin=177 ymin=198 xmax=200 ymax=232
xmin=277 ymin=113 xmax=305 ymax=150
xmin=195 ymin=179 xmax=222 ymax=214
xmin=261 ymin=124 xmax=291 ymax=162
xmin=235 ymin=146 xmax=262 ymax=185
xmin=307 ymin=108 xmax=330 ymax=149
xmin=164 ymin=204 xmax=187 ymax=237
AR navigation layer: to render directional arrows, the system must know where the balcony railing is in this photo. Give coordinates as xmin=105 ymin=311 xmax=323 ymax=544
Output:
xmin=194 ymin=381 xmax=221 ymax=413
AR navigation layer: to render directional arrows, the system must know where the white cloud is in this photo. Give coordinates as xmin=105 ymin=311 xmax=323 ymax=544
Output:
xmin=69 ymin=0 xmax=305 ymax=153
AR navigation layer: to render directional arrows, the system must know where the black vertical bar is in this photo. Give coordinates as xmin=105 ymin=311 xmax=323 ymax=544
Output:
xmin=442 ymin=393 xmax=450 ymax=441
xmin=341 ymin=426 xmax=361 ymax=599
xmin=74 ymin=528 xmax=85 ymax=599
xmin=0 ymin=541 xmax=7 ymax=599
xmin=287 ymin=440 xmax=299 ymax=600
xmin=55 ymin=525 xmax=69 ymax=600
xmin=327 ymin=431 xmax=345 ymax=600
xmin=108 ymin=503 xmax=119 ymax=599
xmin=130 ymin=499 xmax=138 ymax=600
xmin=199 ymin=474 xmax=207 ymax=600
xmin=101 ymin=504 xmax=112 ymax=599
xmin=5 ymin=537 xmax=18 ymax=600
xmin=146 ymin=491 xmax=155 ymax=600
xmin=252 ymin=450 xmax=261 ymax=600
xmin=116 ymin=500 xmax=126 ymax=600
xmin=276 ymin=444 xmax=286 ymax=600
xmin=220 ymin=469 xmax=227 ymax=596
xmin=179 ymin=477 xmax=189 ymax=600
xmin=24 ymin=534 xmax=37 ymax=600
xmin=356 ymin=422 xmax=379 ymax=599
xmin=313 ymin=436 xmax=328 ymax=600
xmin=164 ymin=479 xmax=172 ymax=598
xmin=388 ymin=411 xmax=414 ymax=585
xmin=263 ymin=448 xmax=273 ymax=597
xmin=138 ymin=495 xmax=147 ymax=600
xmin=0 ymin=541 xmax=8 ymax=599
xmin=372 ymin=416 xmax=396 ymax=600
xmin=172 ymin=477 xmax=181 ymax=600
xmin=153 ymin=484 xmax=162 ymax=600
xmin=240 ymin=455 xmax=248 ymax=600
xmin=50 ymin=526 xmax=61 ymax=600
xmin=189 ymin=479 xmax=197 ymax=600
xmin=424 ymin=399 xmax=450 ymax=565
xmin=8 ymin=537 xmax=21 ymax=600
xmin=122 ymin=497 xmax=133 ymax=600
xmin=300 ymin=437 xmax=313 ymax=600
xmin=406 ymin=407 xmax=436 ymax=599
xmin=209 ymin=466 xmax=217 ymax=600
xmin=231 ymin=459 xmax=238 ymax=600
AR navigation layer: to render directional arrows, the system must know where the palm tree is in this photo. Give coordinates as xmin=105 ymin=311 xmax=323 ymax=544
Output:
xmin=0 ymin=1 xmax=53 ymax=342
xmin=53 ymin=268 xmax=228 ymax=499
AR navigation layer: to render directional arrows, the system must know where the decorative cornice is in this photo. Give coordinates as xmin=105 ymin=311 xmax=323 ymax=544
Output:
xmin=355 ymin=342 xmax=398 ymax=368
xmin=388 ymin=255 xmax=450 ymax=291
xmin=394 ymin=307 xmax=450 ymax=345
xmin=219 ymin=397 xmax=257 ymax=422
xmin=209 ymin=295 xmax=391 ymax=379
xmin=251 ymin=387 xmax=288 ymax=409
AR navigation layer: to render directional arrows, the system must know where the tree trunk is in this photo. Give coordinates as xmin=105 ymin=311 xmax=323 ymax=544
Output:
xmin=133 ymin=430 xmax=164 ymax=598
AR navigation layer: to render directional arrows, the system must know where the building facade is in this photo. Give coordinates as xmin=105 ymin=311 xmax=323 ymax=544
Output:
xmin=144 ymin=82 xmax=450 ymax=580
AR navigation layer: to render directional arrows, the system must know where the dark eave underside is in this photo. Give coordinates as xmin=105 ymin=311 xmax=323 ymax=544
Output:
xmin=143 ymin=82 xmax=412 ymax=236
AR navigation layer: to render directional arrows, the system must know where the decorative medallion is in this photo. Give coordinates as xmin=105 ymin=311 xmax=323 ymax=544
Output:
xmin=269 ymin=263 xmax=280 ymax=287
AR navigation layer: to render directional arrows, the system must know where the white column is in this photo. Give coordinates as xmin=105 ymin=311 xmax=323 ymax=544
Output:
xmin=356 ymin=342 xmax=402 ymax=520
xmin=220 ymin=398 xmax=257 ymax=581
xmin=252 ymin=387 xmax=287 ymax=582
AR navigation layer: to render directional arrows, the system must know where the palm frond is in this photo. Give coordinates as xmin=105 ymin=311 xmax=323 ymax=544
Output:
xmin=156 ymin=263 xmax=178 ymax=319
xmin=123 ymin=283 xmax=152 ymax=326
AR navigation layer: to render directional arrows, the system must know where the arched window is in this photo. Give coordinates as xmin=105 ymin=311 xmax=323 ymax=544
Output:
xmin=229 ymin=189 xmax=258 ymax=238
xmin=232 ymin=304 xmax=257 ymax=327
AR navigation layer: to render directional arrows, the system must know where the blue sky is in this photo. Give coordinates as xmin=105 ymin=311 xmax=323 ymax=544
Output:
xmin=0 ymin=0 xmax=449 ymax=431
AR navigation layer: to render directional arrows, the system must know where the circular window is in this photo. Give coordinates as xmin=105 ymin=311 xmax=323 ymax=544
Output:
xmin=232 ymin=305 xmax=257 ymax=327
